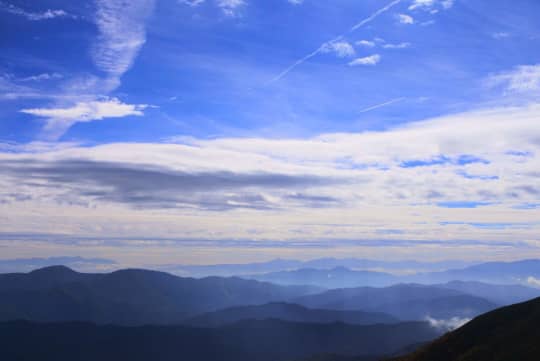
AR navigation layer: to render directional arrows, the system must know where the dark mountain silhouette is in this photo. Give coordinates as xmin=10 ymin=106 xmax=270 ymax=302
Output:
xmin=184 ymin=302 xmax=399 ymax=327
xmin=294 ymin=284 xmax=497 ymax=320
xmin=245 ymin=266 xmax=398 ymax=288
xmin=438 ymin=280 xmax=540 ymax=305
xmin=0 ymin=265 xmax=94 ymax=291
xmin=0 ymin=266 xmax=319 ymax=325
xmin=390 ymin=296 xmax=540 ymax=361
xmin=0 ymin=319 xmax=442 ymax=361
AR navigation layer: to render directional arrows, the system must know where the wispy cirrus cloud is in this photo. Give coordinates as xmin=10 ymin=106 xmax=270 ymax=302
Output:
xmin=93 ymin=0 xmax=156 ymax=81
xmin=486 ymin=64 xmax=540 ymax=96
xmin=0 ymin=2 xmax=75 ymax=21
xmin=19 ymin=73 xmax=64 ymax=82
xmin=19 ymin=0 xmax=156 ymax=138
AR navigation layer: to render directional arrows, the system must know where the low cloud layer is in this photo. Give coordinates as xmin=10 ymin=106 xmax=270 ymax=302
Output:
xmin=426 ymin=316 xmax=471 ymax=331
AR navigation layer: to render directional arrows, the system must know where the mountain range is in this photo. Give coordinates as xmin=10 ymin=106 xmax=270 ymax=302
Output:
xmin=0 ymin=265 xmax=319 ymax=325
xmin=241 ymin=259 xmax=540 ymax=289
xmin=2 ymin=266 xmax=537 ymax=326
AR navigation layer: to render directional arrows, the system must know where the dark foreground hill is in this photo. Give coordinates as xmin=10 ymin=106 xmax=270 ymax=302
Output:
xmin=0 ymin=266 xmax=319 ymax=325
xmin=0 ymin=319 xmax=442 ymax=361
xmin=184 ymin=302 xmax=399 ymax=327
xmin=390 ymin=296 xmax=540 ymax=361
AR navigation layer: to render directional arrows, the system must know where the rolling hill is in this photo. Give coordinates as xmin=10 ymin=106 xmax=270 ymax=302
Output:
xmin=293 ymin=284 xmax=498 ymax=321
xmin=184 ymin=302 xmax=399 ymax=327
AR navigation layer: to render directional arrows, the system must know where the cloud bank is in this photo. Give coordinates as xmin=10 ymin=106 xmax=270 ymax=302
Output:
xmin=2 ymin=103 xmax=540 ymax=253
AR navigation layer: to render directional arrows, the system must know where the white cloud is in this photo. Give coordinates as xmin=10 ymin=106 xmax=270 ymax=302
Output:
xmin=216 ymin=0 xmax=245 ymax=16
xmin=349 ymin=54 xmax=381 ymax=66
xmin=486 ymin=64 xmax=540 ymax=95
xmin=527 ymin=276 xmax=540 ymax=288
xmin=397 ymin=13 xmax=414 ymax=24
xmin=19 ymin=73 xmax=64 ymax=82
xmin=356 ymin=40 xmax=376 ymax=48
xmin=288 ymin=0 xmax=304 ymax=4
xmin=409 ymin=0 xmax=454 ymax=11
xmin=321 ymin=41 xmax=356 ymax=58
xmin=0 ymin=2 xmax=74 ymax=21
xmin=426 ymin=316 xmax=470 ymax=331
xmin=20 ymin=98 xmax=148 ymax=139
xmin=382 ymin=42 xmax=411 ymax=49
xmin=409 ymin=0 xmax=435 ymax=11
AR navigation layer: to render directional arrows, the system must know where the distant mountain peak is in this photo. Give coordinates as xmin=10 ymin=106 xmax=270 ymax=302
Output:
xmin=29 ymin=265 xmax=78 ymax=275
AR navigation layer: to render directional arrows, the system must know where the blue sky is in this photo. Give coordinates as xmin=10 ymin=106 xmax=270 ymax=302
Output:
xmin=0 ymin=0 xmax=540 ymax=267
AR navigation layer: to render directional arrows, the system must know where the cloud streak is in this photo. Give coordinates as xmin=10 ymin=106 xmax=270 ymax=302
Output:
xmin=359 ymin=97 xmax=405 ymax=113
xmin=267 ymin=0 xmax=401 ymax=83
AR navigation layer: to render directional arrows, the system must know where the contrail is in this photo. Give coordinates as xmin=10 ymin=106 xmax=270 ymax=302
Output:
xmin=359 ymin=97 xmax=405 ymax=113
xmin=267 ymin=0 xmax=402 ymax=84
